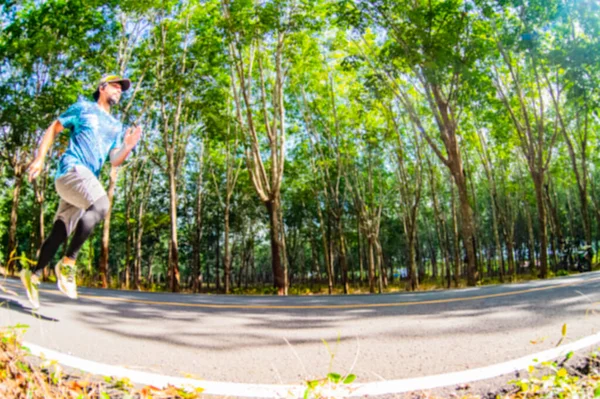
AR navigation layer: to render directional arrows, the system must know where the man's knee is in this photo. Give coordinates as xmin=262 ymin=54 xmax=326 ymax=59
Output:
xmin=92 ymin=196 xmax=110 ymax=220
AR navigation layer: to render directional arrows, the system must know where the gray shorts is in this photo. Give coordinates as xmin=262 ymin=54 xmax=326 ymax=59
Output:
xmin=54 ymin=165 xmax=107 ymax=236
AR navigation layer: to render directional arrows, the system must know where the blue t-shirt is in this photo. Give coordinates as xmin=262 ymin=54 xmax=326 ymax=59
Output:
xmin=56 ymin=100 xmax=126 ymax=179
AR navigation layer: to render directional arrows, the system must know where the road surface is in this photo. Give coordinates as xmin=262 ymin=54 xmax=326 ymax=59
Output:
xmin=1 ymin=272 xmax=600 ymax=385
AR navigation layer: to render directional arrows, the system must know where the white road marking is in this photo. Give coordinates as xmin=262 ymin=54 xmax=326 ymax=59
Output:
xmin=23 ymin=331 xmax=600 ymax=398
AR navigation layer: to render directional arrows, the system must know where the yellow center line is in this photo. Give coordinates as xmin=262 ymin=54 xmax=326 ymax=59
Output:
xmin=28 ymin=275 xmax=600 ymax=310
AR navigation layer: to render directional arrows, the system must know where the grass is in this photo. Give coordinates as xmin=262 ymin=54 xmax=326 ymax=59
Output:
xmin=72 ymin=270 xmax=585 ymax=296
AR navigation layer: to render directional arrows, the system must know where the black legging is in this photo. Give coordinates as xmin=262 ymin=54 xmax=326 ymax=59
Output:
xmin=32 ymin=196 xmax=110 ymax=274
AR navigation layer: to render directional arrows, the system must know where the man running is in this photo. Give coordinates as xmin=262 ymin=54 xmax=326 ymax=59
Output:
xmin=22 ymin=74 xmax=142 ymax=309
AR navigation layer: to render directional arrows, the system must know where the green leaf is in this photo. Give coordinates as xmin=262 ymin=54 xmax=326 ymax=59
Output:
xmin=327 ymin=373 xmax=341 ymax=383
xmin=343 ymin=374 xmax=356 ymax=384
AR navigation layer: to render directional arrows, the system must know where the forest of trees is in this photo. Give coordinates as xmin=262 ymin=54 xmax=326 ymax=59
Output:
xmin=1 ymin=0 xmax=599 ymax=295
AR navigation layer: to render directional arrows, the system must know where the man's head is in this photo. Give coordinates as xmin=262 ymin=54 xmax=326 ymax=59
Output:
xmin=93 ymin=74 xmax=131 ymax=105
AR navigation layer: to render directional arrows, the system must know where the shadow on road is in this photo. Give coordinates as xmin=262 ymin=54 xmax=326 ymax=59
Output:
xmin=0 ymin=297 xmax=59 ymax=322
xmin=61 ymin=277 xmax=600 ymax=351
xmin=2 ymin=275 xmax=600 ymax=352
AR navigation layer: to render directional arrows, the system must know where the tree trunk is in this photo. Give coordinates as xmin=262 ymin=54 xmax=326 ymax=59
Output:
xmin=337 ymin=219 xmax=349 ymax=294
xmin=567 ymin=192 xmax=576 ymax=243
xmin=425 ymin=85 xmax=478 ymax=286
xmin=168 ymin=169 xmax=180 ymax=292
xmin=328 ymin=222 xmax=335 ymax=288
xmin=278 ymin=203 xmax=289 ymax=295
xmin=99 ymin=167 xmax=118 ymax=288
xmin=408 ymin=231 xmax=418 ymax=291
xmin=505 ymin=226 xmax=516 ymax=279
xmin=316 ymin=204 xmax=333 ymax=294
xmin=224 ymin=202 xmax=231 ymax=294
xmin=476 ymin=130 xmax=506 ymax=281
xmin=376 ymin=239 xmax=385 ymax=293
xmin=192 ymin=166 xmax=203 ymax=293
xmin=357 ymin=217 xmax=364 ymax=283
xmin=124 ymin=205 xmax=132 ymax=289
xmin=454 ymin=172 xmax=477 ymax=285
xmin=34 ymin=181 xmax=48 ymax=281
xmin=524 ymin=201 xmax=537 ymax=275
xmin=216 ymin=221 xmax=221 ymax=292
xmin=499 ymin=176 xmax=516 ymax=280
xmin=367 ymin=238 xmax=376 ymax=293
xmin=134 ymin=172 xmax=152 ymax=291
xmin=205 ymin=234 xmax=211 ymax=290
xmin=244 ymin=238 xmax=251 ymax=289
xmin=544 ymin=182 xmax=562 ymax=271
xmin=266 ymin=199 xmax=285 ymax=295
xmin=533 ymin=174 xmax=548 ymax=278
xmin=237 ymin=242 xmax=245 ymax=290
xmin=451 ymin=186 xmax=461 ymax=287
xmin=429 ymin=234 xmax=437 ymax=280
xmin=7 ymin=173 xmax=23 ymax=275
xmin=134 ymin=205 xmax=144 ymax=290
xmin=428 ymin=162 xmax=451 ymax=288
xmin=466 ymin=156 xmax=483 ymax=279
xmin=579 ymin=181 xmax=591 ymax=246
xmin=146 ymin=245 xmax=155 ymax=288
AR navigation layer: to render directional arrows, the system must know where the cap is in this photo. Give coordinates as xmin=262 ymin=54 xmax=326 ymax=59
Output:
xmin=93 ymin=74 xmax=131 ymax=101
xmin=97 ymin=74 xmax=131 ymax=91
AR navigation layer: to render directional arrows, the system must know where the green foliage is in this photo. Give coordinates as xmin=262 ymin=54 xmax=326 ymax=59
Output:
xmin=1 ymin=0 xmax=600 ymax=295
xmin=104 ymin=375 xmax=134 ymax=391
xmin=512 ymin=358 xmax=600 ymax=398
xmin=302 ymin=335 xmax=357 ymax=398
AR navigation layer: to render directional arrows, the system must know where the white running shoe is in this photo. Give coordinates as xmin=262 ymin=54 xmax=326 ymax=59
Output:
xmin=20 ymin=269 xmax=40 ymax=309
xmin=55 ymin=261 xmax=78 ymax=299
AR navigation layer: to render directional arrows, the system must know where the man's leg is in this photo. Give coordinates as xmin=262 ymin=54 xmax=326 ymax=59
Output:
xmin=64 ymin=195 xmax=109 ymax=262
xmin=20 ymin=219 xmax=68 ymax=309
xmin=42 ymin=165 xmax=108 ymax=299
xmin=31 ymin=220 xmax=68 ymax=275
xmin=56 ymin=196 xmax=109 ymax=298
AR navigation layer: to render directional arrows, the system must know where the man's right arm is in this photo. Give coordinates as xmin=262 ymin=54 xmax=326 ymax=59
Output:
xmin=28 ymin=120 xmax=64 ymax=182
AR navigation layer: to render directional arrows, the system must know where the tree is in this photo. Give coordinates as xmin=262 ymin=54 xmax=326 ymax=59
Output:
xmin=347 ymin=0 xmax=493 ymax=285
xmin=145 ymin=0 xmax=223 ymax=292
xmin=222 ymin=0 xmax=325 ymax=294
xmin=387 ymin=108 xmax=423 ymax=290
xmin=484 ymin=1 xmax=563 ymax=278
xmin=208 ymin=115 xmax=242 ymax=294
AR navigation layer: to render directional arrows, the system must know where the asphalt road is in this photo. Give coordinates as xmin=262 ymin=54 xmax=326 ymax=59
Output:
xmin=1 ymin=272 xmax=600 ymax=385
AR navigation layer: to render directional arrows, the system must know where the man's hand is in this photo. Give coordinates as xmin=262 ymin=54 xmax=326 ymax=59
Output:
xmin=110 ymin=125 xmax=143 ymax=167
xmin=124 ymin=125 xmax=142 ymax=148
xmin=28 ymin=157 xmax=44 ymax=182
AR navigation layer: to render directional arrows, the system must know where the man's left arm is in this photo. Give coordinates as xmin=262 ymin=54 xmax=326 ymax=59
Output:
xmin=110 ymin=126 xmax=142 ymax=167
